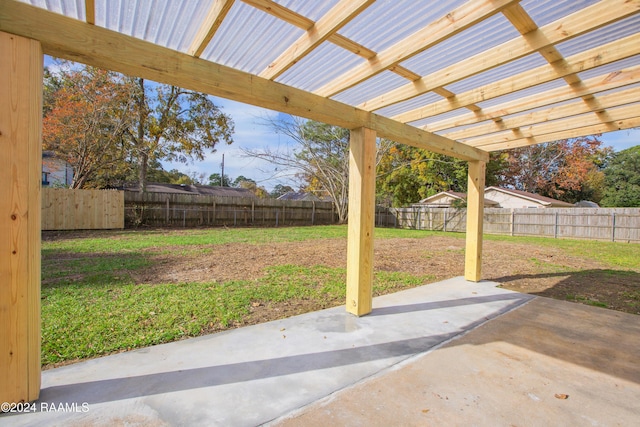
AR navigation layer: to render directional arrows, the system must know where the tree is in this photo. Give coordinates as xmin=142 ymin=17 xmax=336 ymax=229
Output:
xmin=208 ymin=173 xmax=231 ymax=187
xmin=600 ymin=145 xmax=640 ymax=207
xmin=125 ymin=78 xmax=235 ymax=192
xmin=502 ymin=136 xmax=610 ymax=204
xmin=376 ymin=146 xmax=508 ymax=207
xmin=243 ymin=116 xmax=392 ymax=222
xmin=270 ymin=184 xmax=294 ymax=198
xmin=42 ymin=65 xmax=134 ymax=188
xmin=43 ymin=60 xmax=235 ymax=190
xmin=232 ymin=176 xmax=255 ymax=187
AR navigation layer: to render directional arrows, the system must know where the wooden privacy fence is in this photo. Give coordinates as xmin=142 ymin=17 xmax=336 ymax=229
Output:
xmin=124 ymin=192 xmax=337 ymax=227
xmin=376 ymin=207 xmax=640 ymax=243
xmin=42 ymin=188 xmax=124 ymax=230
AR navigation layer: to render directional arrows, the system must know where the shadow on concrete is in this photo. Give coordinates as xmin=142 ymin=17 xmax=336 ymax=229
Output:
xmin=465 ymin=271 xmax=640 ymax=386
xmin=368 ymin=292 xmax=527 ymax=316
xmin=31 ymin=295 xmax=529 ymax=408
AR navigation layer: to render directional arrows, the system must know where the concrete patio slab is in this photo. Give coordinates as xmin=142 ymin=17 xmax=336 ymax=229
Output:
xmin=273 ymin=296 xmax=640 ymax=427
xmin=2 ymin=276 xmax=638 ymax=426
xmin=1 ymin=277 xmax=531 ymax=426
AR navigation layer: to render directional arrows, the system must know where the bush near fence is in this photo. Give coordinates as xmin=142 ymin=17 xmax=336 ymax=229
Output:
xmin=124 ymin=191 xmax=337 ymax=228
xmin=376 ymin=206 xmax=640 ymax=243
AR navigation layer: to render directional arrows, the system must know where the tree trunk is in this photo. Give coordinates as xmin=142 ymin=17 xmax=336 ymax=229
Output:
xmin=136 ymin=78 xmax=147 ymax=193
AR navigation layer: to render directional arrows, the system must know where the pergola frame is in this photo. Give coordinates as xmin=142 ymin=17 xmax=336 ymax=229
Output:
xmin=1 ymin=0 xmax=638 ymax=404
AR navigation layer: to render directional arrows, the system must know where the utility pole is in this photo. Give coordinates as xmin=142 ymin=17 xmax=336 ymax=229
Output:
xmin=221 ymin=153 xmax=225 ymax=186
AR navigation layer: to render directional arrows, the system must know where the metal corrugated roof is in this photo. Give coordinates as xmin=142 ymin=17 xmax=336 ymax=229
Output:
xmin=7 ymin=0 xmax=640 ymax=155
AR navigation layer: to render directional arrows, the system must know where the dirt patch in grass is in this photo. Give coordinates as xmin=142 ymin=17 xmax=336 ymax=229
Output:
xmin=129 ymin=235 xmax=639 ymax=315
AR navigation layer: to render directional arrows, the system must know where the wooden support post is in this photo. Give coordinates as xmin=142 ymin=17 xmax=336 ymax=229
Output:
xmin=464 ymin=160 xmax=486 ymax=282
xmin=346 ymin=127 xmax=376 ymax=316
xmin=0 ymin=31 xmax=42 ymax=403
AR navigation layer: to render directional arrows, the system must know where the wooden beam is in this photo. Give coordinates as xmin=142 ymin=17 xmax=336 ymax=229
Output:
xmin=315 ymin=0 xmax=518 ymax=97
xmin=0 ymin=1 xmax=488 ymax=162
xmin=466 ymin=103 xmax=640 ymax=147
xmin=426 ymin=64 xmax=640 ymax=132
xmin=241 ymin=0 xmax=314 ymax=30
xmin=346 ymin=127 xmax=376 ymax=316
xmin=464 ymin=160 xmax=485 ymax=282
xmin=359 ymin=0 xmax=639 ymax=113
xmin=392 ymin=31 xmax=640 ymax=123
xmin=260 ymin=0 xmax=374 ymax=80
xmin=483 ymin=116 xmax=640 ymax=151
xmin=241 ymin=0 xmax=423 ymax=84
xmin=0 ymin=31 xmax=42 ymax=404
xmin=188 ymin=0 xmax=235 ymax=57
xmin=444 ymin=87 xmax=640 ymax=140
xmin=84 ymin=0 xmax=95 ymax=25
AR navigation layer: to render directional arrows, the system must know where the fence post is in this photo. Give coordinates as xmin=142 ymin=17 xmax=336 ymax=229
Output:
xmin=554 ymin=212 xmax=559 ymax=239
xmin=212 ymin=201 xmax=216 ymax=226
xmin=276 ymin=209 xmax=279 ymax=227
xmin=611 ymin=212 xmax=616 ymax=242
xmin=166 ymin=198 xmax=170 ymax=225
xmin=417 ymin=207 xmax=421 ymax=230
xmin=251 ymin=201 xmax=255 ymax=224
xmin=234 ymin=209 xmax=237 ymax=227
xmin=183 ymin=209 xmax=186 ymax=227
xmin=311 ymin=201 xmax=316 ymax=225
xmin=510 ymin=209 xmax=515 ymax=236
xmin=444 ymin=210 xmax=448 ymax=232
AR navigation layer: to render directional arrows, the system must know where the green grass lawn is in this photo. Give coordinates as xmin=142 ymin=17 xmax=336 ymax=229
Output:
xmin=41 ymin=226 xmax=639 ymax=366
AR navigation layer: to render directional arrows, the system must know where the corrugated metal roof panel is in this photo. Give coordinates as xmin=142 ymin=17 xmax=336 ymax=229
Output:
xmin=21 ymin=0 xmax=83 ymax=19
xmin=276 ymin=42 xmax=363 ymax=91
xmin=445 ymin=53 xmax=548 ymax=94
xmin=339 ymin=0 xmax=467 ymax=53
xmin=200 ymin=1 xmax=303 ymax=74
xmin=332 ymin=71 xmax=409 ymax=106
xmin=555 ymin=14 xmax=640 ymax=57
xmin=277 ymin=0 xmax=340 ymax=22
xmin=521 ymin=0 xmax=600 ymax=27
xmin=578 ymin=56 xmax=640 ymax=80
xmin=376 ymin=92 xmax=445 ymax=119
xmin=401 ymin=13 xmax=520 ymax=77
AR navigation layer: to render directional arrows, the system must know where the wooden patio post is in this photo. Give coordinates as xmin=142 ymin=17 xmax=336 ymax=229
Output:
xmin=464 ymin=160 xmax=486 ymax=282
xmin=346 ymin=127 xmax=376 ymax=316
xmin=0 ymin=31 xmax=42 ymax=403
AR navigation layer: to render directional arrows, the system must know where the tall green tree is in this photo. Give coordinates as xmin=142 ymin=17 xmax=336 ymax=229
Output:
xmin=601 ymin=145 xmax=640 ymax=207
xmin=125 ymin=78 xmax=235 ymax=192
xmin=376 ymin=146 xmax=508 ymax=207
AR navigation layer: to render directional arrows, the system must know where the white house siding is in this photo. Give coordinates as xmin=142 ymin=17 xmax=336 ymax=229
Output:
xmin=42 ymin=157 xmax=73 ymax=187
xmin=484 ymin=189 xmax=543 ymax=209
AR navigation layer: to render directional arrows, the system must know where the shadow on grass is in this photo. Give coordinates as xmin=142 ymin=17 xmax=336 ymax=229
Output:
xmin=491 ymin=268 xmax=640 ymax=315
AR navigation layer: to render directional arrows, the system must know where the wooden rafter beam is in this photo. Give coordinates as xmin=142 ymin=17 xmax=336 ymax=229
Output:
xmin=260 ymin=0 xmax=374 ymax=80
xmin=425 ymin=64 xmax=640 ymax=132
xmin=188 ymin=0 xmax=235 ymax=57
xmin=483 ymin=115 xmax=640 ymax=152
xmin=466 ymin=103 xmax=640 ymax=147
xmin=242 ymin=0 xmax=421 ymax=84
xmin=444 ymin=86 xmax=640 ymax=141
xmin=392 ymin=31 xmax=640 ymax=123
xmin=359 ymin=0 xmax=639 ymax=113
xmin=84 ymin=0 xmax=95 ymax=25
xmin=0 ymin=0 xmax=488 ymax=162
xmin=315 ymin=0 xmax=519 ymax=98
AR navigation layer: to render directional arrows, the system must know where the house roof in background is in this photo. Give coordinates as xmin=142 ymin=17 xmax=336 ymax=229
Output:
xmin=3 ymin=0 xmax=639 ymax=159
xmin=485 ymin=186 xmax=575 ymax=207
xmin=277 ymin=191 xmax=322 ymax=201
xmin=418 ymin=191 xmax=500 ymax=206
xmin=121 ymin=183 xmax=257 ymax=198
